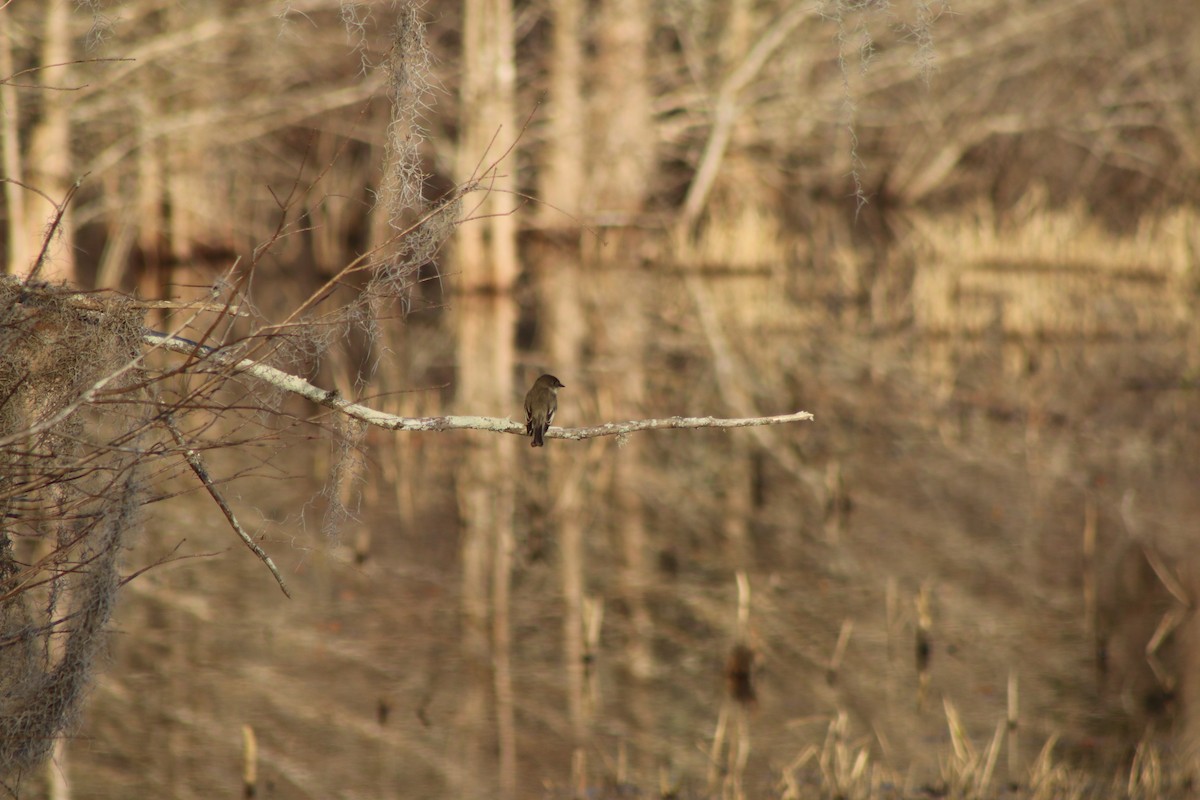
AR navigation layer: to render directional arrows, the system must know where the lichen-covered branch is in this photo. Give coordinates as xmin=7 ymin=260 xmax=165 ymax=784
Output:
xmin=552 ymin=411 xmax=814 ymax=441
xmin=144 ymin=330 xmax=813 ymax=440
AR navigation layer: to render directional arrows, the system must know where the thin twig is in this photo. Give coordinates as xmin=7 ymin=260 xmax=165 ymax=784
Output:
xmin=162 ymin=414 xmax=292 ymax=598
xmin=0 ymin=57 xmax=133 ymax=88
xmin=27 ymin=174 xmax=87 ymax=281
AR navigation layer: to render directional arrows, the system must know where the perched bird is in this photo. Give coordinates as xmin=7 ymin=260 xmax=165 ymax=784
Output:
xmin=524 ymin=374 xmax=565 ymax=447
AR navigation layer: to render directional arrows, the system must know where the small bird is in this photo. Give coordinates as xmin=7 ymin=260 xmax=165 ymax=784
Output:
xmin=524 ymin=374 xmax=565 ymax=447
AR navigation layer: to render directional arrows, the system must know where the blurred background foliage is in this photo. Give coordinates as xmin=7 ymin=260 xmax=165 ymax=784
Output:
xmin=2 ymin=0 xmax=1200 ymax=797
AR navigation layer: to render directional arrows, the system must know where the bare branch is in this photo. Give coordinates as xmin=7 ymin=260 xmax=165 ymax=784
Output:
xmin=679 ymin=5 xmax=814 ymax=231
xmin=0 ymin=57 xmax=134 ymax=89
xmin=144 ymin=330 xmax=813 ymax=440
xmin=27 ymin=174 xmax=87 ymax=281
xmin=162 ymin=415 xmax=292 ymax=599
xmin=550 ymin=410 xmax=814 ymax=442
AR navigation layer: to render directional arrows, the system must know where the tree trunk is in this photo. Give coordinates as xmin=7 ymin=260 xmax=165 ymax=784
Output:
xmin=539 ymin=0 xmax=585 ymax=225
xmin=455 ymin=295 xmax=518 ymax=797
xmin=455 ymin=0 xmax=520 ymax=793
xmin=547 ymin=256 xmax=589 ymax=792
xmin=0 ymin=11 xmax=28 ymax=276
xmin=20 ymin=0 xmax=76 ymax=282
xmin=589 ymin=0 xmax=654 ymax=215
xmin=457 ymin=0 xmax=519 ymax=291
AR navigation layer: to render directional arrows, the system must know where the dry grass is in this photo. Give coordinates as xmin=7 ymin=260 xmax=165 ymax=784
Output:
xmin=910 ymin=199 xmax=1198 ymax=338
xmin=776 ymin=714 xmax=1196 ymax=800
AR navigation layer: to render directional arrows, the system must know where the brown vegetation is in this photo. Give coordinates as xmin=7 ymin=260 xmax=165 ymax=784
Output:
xmin=2 ymin=1 xmax=1200 ymax=798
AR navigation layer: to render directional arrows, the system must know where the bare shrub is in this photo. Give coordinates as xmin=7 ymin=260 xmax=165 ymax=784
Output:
xmin=0 ymin=279 xmax=145 ymax=781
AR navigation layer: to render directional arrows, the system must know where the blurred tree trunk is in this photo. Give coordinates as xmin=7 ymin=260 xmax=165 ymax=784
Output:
xmin=535 ymin=0 xmax=591 ymax=789
xmin=587 ymin=0 xmax=657 ymax=781
xmin=588 ymin=0 xmax=654 ymax=215
xmin=722 ymin=446 xmax=753 ymax=568
xmin=456 ymin=0 xmax=518 ymax=291
xmin=15 ymin=1 xmax=76 ymax=282
xmin=130 ymin=107 xmax=166 ymax=305
xmin=608 ymin=301 xmax=656 ymax=684
xmin=47 ymin=729 xmax=69 ymax=799
xmin=455 ymin=296 xmax=517 ymax=798
xmin=548 ymin=258 xmax=589 ymax=789
xmin=539 ymin=0 xmax=584 ymax=226
xmin=376 ymin=326 xmax=420 ymax=536
xmin=455 ymin=0 xmax=519 ymax=795
xmin=0 ymin=12 xmax=28 ymax=276
xmin=594 ymin=263 xmax=657 ymax=709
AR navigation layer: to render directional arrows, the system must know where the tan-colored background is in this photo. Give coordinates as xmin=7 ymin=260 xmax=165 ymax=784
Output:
xmin=3 ymin=1 xmax=1199 ymax=798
